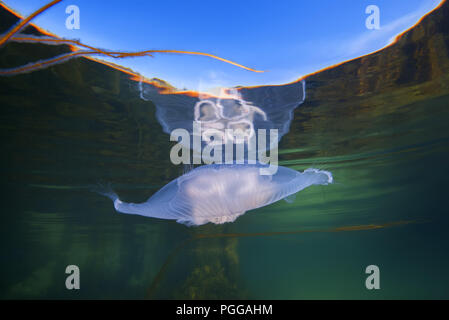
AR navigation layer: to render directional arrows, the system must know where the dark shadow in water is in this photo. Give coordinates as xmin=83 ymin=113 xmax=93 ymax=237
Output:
xmin=146 ymin=219 xmax=421 ymax=298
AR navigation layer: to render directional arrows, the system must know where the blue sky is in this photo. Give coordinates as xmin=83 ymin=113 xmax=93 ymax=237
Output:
xmin=3 ymin=0 xmax=443 ymax=90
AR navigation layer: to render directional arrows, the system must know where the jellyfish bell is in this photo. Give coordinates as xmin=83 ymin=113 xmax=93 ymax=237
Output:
xmin=94 ymin=164 xmax=333 ymax=226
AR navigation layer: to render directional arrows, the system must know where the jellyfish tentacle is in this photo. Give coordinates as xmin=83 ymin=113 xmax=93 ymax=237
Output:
xmin=90 ymin=182 xmax=118 ymax=202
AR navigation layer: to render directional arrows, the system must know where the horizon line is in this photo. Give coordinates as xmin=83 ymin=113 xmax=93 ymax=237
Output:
xmin=0 ymin=0 xmax=446 ymax=98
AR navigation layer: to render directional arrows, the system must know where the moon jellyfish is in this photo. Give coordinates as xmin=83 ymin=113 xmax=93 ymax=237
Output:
xmin=139 ymin=80 xmax=306 ymax=163
xmin=95 ymin=164 xmax=333 ymax=226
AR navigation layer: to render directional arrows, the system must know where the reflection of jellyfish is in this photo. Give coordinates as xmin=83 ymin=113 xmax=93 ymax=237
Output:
xmin=95 ymin=164 xmax=332 ymax=226
xmin=140 ymin=80 xmax=305 ymax=162
xmin=193 ymin=88 xmax=267 ymax=145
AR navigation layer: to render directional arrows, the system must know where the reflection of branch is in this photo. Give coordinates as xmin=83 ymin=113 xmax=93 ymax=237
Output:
xmin=0 ymin=0 xmax=264 ymax=76
xmin=0 ymin=50 xmax=99 ymax=76
xmin=11 ymin=35 xmax=119 ymax=58
xmin=194 ymin=220 xmax=418 ymax=239
xmin=0 ymin=0 xmax=63 ymax=47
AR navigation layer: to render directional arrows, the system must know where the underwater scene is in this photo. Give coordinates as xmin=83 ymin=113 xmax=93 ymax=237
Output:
xmin=0 ymin=0 xmax=449 ymax=299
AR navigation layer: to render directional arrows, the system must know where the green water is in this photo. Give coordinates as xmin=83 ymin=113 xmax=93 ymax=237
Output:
xmin=1 ymin=4 xmax=449 ymax=298
xmin=1 ymin=59 xmax=448 ymax=298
